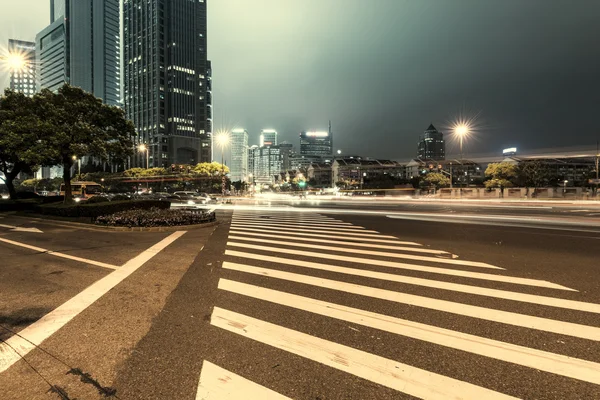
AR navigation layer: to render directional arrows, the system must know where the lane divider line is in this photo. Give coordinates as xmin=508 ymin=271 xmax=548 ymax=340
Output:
xmin=0 ymin=231 xmax=186 ymax=374
xmin=0 ymin=237 xmax=119 ymax=270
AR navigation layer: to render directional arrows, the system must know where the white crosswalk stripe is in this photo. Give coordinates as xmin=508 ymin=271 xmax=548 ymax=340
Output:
xmin=199 ymin=210 xmax=600 ymax=399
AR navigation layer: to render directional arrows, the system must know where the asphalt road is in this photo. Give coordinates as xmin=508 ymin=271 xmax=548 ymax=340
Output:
xmin=1 ymin=205 xmax=600 ymax=399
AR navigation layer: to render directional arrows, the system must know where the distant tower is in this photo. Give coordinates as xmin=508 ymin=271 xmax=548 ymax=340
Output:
xmin=230 ymin=129 xmax=249 ymax=182
xmin=260 ymin=129 xmax=278 ymax=147
xmin=8 ymin=39 xmax=36 ymax=97
xmin=417 ymin=124 xmax=445 ymax=160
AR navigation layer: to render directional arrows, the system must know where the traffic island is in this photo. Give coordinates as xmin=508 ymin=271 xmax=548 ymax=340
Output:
xmin=95 ymin=207 xmax=216 ymax=231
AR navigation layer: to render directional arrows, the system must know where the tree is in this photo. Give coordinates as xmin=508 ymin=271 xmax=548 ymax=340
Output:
xmin=36 ymin=85 xmax=135 ymax=201
xmin=517 ymin=160 xmax=551 ymax=188
xmin=123 ymin=167 xmax=167 ymax=177
xmin=0 ymin=90 xmax=52 ymax=199
xmin=423 ymin=172 xmax=451 ymax=190
xmin=193 ymin=162 xmax=229 ymax=176
xmin=485 ymin=162 xmax=518 ymax=189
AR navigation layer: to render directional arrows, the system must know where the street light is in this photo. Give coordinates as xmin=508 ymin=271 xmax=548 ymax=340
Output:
xmin=0 ymin=53 xmax=27 ymax=72
xmin=454 ymin=123 xmax=471 ymax=188
xmin=138 ymin=143 xmax=149 ymax=169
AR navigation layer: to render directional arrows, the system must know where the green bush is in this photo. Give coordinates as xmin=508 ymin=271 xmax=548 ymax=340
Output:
xmin=95 ymin=207 xmax=215 ymax=227
xmin=35 ymin=200 xmax=170 ymax=218
xmin=111 ymin=194 xmax=131 ymax=201
xmin=0 ymin=199 xmax=40 ymax=212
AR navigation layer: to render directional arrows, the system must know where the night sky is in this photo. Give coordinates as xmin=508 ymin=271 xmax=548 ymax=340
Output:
xmin=2 ymin=0 xmax=599 ymax=160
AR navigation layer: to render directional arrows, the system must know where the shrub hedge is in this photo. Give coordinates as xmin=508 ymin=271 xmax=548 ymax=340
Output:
xmin=35 ymin=200 xmax=170 ymax=218
xmin=0 ymin=199 xmax=40 ymax=212
xmin=95 ymin=207 xmax=215 ymax=227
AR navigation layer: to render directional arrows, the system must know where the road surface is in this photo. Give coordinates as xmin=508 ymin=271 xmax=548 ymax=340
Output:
xmin=1 ymin=203 xmax=599 ymax=399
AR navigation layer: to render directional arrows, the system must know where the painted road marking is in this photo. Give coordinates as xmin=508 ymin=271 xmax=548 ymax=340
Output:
xmin=0 ymin=237 xmax=119 ymax=270
xmin=232 ymin=216 xmax=354 ymax=226
xmin=230 ymin=222 xmax=395 ymax=238
xmin=227 ymin=239 xmax=500 ymax=269
xmin=196 ymin=360 xmax=291 ymax=400
xmin=229 ymin=230 xmax=442 ymax=255
xmin=0 ymin=231 xmax=186 ymax=374
xmin=222 ymin=262 xmax=600 ymax=341
xmin=228 ymin=226 xmax=422 ymax=246
xmin=229 ymin=221 xmax=372 ymax=232
xmin=211 ymin=307 xmax=518 ymax=400
xmin=219 ymin=279 xmax=600 ymax=385
xmin=225 ymin=251 xmax=575 ymax=294
xmin=0 ymin=223 xmax=43 ymax=233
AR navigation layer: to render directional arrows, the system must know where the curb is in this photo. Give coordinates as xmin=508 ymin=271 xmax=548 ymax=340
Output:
xmin=6 ymin=213 xmax=220 ymax=232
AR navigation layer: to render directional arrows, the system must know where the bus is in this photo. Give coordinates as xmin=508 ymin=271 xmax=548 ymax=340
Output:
xmin=59 ymin=181 xmax=103 ymax=199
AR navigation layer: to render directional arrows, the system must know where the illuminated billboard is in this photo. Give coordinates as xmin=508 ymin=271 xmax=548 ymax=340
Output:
xmin=502 ymin=147 xmax=517 ymax=155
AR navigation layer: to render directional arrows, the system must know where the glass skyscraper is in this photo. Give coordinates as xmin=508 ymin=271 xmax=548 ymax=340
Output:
xmin=230 ymin=129 xmax=249 ymax=182
xmin=417 ymin=124 xmax=445 ymax=160
xmin=124 ymin=0 xmax=213 ymax=168
xmin=8 ymin=39 xmax=36 ymax=97
xmin=36 ymin=0 xmax=121 ymax=106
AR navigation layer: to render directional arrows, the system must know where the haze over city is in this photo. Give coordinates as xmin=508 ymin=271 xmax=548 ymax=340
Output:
xmin=1 ymin=0 xmax=599 ymax=159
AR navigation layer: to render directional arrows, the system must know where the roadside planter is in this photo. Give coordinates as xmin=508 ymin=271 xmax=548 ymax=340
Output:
xmin=95 ymin=207 xmax=216 ymax=228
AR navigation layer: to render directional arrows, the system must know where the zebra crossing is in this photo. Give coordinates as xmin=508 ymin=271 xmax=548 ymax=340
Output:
xmin=197 ymin=210 xmax=600 ymax=399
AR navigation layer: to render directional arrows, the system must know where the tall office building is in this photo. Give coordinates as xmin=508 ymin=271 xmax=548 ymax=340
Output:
xmin=260 ymin=129 xmax=278 ymax=147
xmin=124 ymin=0 xmax=213 ymax=168
xmin=251 ymin=146 xmax=282 ymax=185
xmin=8 ymin=40 xmax=36 ymax=96
xmin=36 ymin=0 xmax=120 ymax=105
xmin=417 ymin=124 xmax=445 ymax=160
xmin=230 ymin=128 xmax=249 ymax=182
xmin=300 ymin=128 xmax=333 ymax=157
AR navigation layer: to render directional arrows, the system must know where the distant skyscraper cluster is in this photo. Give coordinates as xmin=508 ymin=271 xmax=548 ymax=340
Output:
xmin=6 ymin=0 xmax=213 ymax=169
xmin=228 ymin=124 xmax=333 ymax=185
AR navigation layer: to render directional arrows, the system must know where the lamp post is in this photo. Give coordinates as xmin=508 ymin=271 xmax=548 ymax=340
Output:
xmin=454 ymin=124 xmax=470 ymax=188
xmin=216 ymin=131 xmax=230 ymax=199
xmin=138 ymin=144 xmax=149 ymax=169
xmin=72 ymin=155 xmax=81 ymax=179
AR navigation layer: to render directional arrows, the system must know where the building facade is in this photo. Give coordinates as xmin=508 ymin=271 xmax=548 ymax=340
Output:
xmin=8 ymin=40 xmax=36 ymax=96
xmin=260 ymin=129 xmax=278 ymax=147
xmin=249 ymin=145 xmax=282 ymax=185
xmin=36 ymin=0 xmax=120 ymax=105
xmin=124 ymin=0 xmax=213 ymax=168
xmin=417 ymin=124 xmax=445 ymax=160
xmin=230 ymin=129 xmax=248 ymax=182
xmin=300 ymin=130 xmax=332 ymax=157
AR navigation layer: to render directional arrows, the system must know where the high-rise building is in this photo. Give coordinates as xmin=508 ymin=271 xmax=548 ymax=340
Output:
xmin=278 ymin=142 xmax=294 ymax=172
xmin=8 ymin=39 xmax=36 ymax=97
xmin=124 ymin=0 xmax=212 ymax=168
xmin=300 ymin=131 xmax=332 ymax=157
xmin=230 ymin=128 xmax=248 ymax=182
xmin=260 ymin=129 xmax=278 ymax=147
xmin=417 ymin=124 xmax=445 ymax=160
xmin=36 ymin=0 xmax=120 ymax=105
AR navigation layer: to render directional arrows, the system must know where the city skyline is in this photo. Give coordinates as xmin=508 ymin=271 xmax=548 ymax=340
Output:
xmin=1 ymin=0 xmax=599 ymax=160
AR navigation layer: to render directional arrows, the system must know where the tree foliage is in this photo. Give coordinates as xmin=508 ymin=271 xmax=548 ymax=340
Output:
xmin=123 ymin=167 xmax=168 ymax=177
xmin=193 ymin=162 xmax=229 ymax=176
xmin=423 ymin=173 xmax=451 ymax=189
xmin=485 ymin=162 xmax=518 ymax=188
xmin=0 ymin=90 xmax=53 ymax=198
xmin=35 ymin=85 xmax=135 ymax=201
xmin=517 ymin=160 xmax=552 ymax=187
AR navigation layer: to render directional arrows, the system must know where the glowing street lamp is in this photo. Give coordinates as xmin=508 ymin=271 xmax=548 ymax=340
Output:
xmin=138 ymin=143 xmax=149 ymax=169
xmin=453 ymin=124 xmax=471 ymax=188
